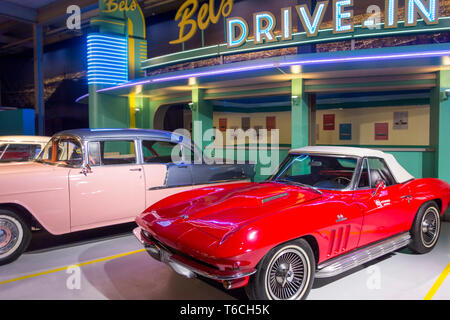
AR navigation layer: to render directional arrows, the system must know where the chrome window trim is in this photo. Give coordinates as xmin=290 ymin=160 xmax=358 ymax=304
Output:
xmin=86 ymin=138 xmax=140 ymax=167
xmin=36 ymin=134 xmax=84 ymax=168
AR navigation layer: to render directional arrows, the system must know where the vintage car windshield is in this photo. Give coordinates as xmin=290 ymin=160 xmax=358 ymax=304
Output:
xmin=270 ymin=153 xmax=359 ymax=190
xmin=0 ymin=143 xmax=43 ymax=161
xmin=36 ymin=137 xmax=83 ymax=167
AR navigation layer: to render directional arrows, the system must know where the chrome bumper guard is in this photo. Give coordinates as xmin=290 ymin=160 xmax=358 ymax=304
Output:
xmin=133 ymin=227 xmax=256 ymax=281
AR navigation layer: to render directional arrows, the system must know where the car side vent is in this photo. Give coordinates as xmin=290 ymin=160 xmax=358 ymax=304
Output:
xmin=327 ymin=225 xmax=351 ymax=257
xmin=262 ymin=192 xmax=289 ymax=204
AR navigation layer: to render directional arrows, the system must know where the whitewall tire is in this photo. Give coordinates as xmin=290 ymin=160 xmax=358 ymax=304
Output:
xmin=408 ymin=201 xmax=441 ymax=254
xmin=0 ymin=210 xmax=31 ymax=265
xmin=245 ymin=238 xmax=315 ymax=300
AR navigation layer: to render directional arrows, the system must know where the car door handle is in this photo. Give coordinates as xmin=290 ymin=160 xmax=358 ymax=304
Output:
xmin=130 ymin=168 xmax=142 ymax=172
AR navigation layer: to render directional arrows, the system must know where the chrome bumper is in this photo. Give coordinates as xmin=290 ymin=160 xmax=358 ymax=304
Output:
xmin=133 ymin=227 xmax=256 ymax=281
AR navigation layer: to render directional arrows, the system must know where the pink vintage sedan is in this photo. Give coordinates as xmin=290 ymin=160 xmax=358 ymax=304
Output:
xmin=0 ymin=129 xmax=254 ymax=265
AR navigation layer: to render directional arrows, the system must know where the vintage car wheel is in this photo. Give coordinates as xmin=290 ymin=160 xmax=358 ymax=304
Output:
xmin=0 ymin=209 xmax=31 ymax=266
xmin=245 ymin=239 xmax=315 ymax=300
xmin=408 ymin=201 xmax=441 ymax=254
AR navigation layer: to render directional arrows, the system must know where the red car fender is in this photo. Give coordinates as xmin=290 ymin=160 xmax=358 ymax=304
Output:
xmin=405 ymin=178 xmax=450 ymax=227
xmin=216 ymin=193 xmax=364 ymax=267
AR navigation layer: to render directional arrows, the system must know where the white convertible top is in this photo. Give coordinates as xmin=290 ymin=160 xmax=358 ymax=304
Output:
xmin=290 ymin=146 xmax=415 ymax=183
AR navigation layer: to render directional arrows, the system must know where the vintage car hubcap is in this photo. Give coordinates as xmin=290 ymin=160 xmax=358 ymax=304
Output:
xmin=268 ymin=248 xmax=307 ymax=300
xmin=0 ymin=219 xmax=19 ymax=255
xmin=421 ymin=208 xmax=439 ymax=246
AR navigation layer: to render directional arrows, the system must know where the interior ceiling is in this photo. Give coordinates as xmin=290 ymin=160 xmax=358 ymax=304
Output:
xmin=6 ymin=0 xmax=61 ymax=9
xmin=0 ymin=0 xmax=181 ymax=55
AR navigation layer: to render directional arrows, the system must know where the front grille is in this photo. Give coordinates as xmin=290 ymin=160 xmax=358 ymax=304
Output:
xmin=148 ymin=235 xmax=219 ymax=271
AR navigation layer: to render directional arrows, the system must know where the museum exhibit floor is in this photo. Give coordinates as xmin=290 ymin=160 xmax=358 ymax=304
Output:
xmin=0 ymin=222 xmax=449 ymax=300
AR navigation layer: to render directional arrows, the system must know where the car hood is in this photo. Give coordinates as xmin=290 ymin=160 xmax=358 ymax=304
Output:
xmin=0 ymin=162 xmax=69 ymax=196
xmin=140 ymin=182 xmax=322 ymax=243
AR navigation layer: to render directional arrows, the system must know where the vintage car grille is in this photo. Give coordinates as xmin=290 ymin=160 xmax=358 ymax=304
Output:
xmin=144 ymin=232 xmax=220 ymax=271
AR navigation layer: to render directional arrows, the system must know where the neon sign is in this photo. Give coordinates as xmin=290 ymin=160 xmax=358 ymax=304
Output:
xmin=170 ymin=0 xmax=234 ymax=45
xmin=224 ymin=0 xmax=440 ymax=48
xmin=87 ymin=34 xmax=129 ymax=86
xmin=102 ymin=0 xmax=139 ymax=13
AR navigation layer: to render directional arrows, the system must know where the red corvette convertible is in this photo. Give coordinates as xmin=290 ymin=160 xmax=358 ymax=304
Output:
xmin=134 ymin=146 xmax=450 ymax=300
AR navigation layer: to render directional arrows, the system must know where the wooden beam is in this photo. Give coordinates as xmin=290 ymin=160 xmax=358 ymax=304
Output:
xmin=0 ymin=35 xmax=33 ymax=48
xmin=0 ymin=1 xmax=37 ymax=23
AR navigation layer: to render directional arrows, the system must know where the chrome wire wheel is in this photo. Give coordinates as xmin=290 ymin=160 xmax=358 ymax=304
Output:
xmin=0 ymin=215 xmax=23 ymax=259
xmin=420 ymin=207 xmax=440 ymax=248
xmin=265 ymin=247 xmax=309 ymax=300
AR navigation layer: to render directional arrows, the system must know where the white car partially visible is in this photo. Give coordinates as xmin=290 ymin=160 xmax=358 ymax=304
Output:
xmin=0 ymin=136 xmax=51 ymax=162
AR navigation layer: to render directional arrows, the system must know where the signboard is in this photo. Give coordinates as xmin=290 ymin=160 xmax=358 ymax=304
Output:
xmin=141 ymin=0 xmax=447 ymax=70
xmin=219 ymin=118 xmax=227 ymax=132
xmin=339 ymin=123 xmax=352 ymax=140
xmin=375 ymin=122 xmax=389 ymax=140
xmin=323 ymin=114 xmax=335 ymax=131
xmin=266 ymin=116 xmax=276 ymax=131
xmin=171 ymin=0 xmax=440 ymax=48
xmin=225 ymin=0 xmax=440 ymax=48
xmin=89 ymin=0 xmax=148 ymax=82
xmin=394 ymin=111 xmax=408 ymax=129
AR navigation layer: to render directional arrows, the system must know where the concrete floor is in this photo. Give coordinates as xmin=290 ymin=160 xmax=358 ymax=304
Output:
xmin=0 ymin=222 xmax=449 ymax=300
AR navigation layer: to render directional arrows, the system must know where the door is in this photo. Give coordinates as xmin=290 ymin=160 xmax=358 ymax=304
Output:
xmin=69 ymin=140 xmax=145 ymax=230
xmin=353 ymin=158 xmax=412 ymax=247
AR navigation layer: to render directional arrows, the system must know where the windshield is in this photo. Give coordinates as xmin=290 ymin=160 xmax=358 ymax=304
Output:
xmin=0 ymin=143 xmax=42 ymax=161
xmin=270 ymin=153 xmax=359 ymax=190
xmin=37 ymin=137 xmax=83 ymax=167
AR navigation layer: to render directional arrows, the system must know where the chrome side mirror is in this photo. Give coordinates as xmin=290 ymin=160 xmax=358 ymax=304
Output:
xmin=80 ymin=163 xmax=92 ymax=176
xmin=372 ymin=180 xmax=386 ymax=197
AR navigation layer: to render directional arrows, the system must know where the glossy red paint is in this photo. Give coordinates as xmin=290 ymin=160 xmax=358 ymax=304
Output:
xmin=136 ymin=177 xmax=450 ymax=281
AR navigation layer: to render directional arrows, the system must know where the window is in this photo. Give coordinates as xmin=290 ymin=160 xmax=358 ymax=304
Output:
xmin=142 ymin=140 xmax=200 ymax=164
xmin=38 ymin=138 xmax=83 ymax=166
xmin=88 ymin=142 xmax=101 ymax=166
xmin=0 ymin=144 xmax=5 ymax=160
xmin=101 ymin=140 xmax=136 ymax=165
xmin=0 ymin=144 xmax=42 ymax=161
xmin=142 ymin=140 xmax=179 ymax=164
xmin=358 ymin=158 xmax=370 ymax=189
xmin=367 ymin=158 xmax=396 ymax=187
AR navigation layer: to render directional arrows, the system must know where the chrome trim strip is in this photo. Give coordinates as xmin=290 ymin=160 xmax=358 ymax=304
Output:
xmin=133 ymin=227 xmax=256 ymax=281
xmin=262 ymin=192 xmax=289 ymax=203
xmin=168 ymin=258 xmax=257 ymax=281
xmin=316 ymin=232 xmax=411 ymax=278
xmin=147 ymin=179 xmax=249 ymax=191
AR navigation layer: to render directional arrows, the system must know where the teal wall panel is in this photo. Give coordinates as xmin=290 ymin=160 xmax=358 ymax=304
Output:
xmin=386 ymin=151 xmax=435 ymax=179
xmin=0 ymin=109 xmax=35 ymax=135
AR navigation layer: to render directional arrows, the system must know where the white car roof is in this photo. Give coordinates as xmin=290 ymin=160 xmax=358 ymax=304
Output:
xmin=0 ymin=136 xmax=51 ymax=144
xmin=290 ymin=146 xmax=415 ymax=184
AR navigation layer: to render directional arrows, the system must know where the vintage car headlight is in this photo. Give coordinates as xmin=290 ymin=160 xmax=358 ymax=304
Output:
xmin=142 ymin=230 xmax=151 ymax=239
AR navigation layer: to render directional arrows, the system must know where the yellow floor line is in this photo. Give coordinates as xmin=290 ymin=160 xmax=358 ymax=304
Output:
xmin=424 ymin=261 xmax=450 ymax=300
xmin=0 ymin=249 xmax=146 ymax=286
